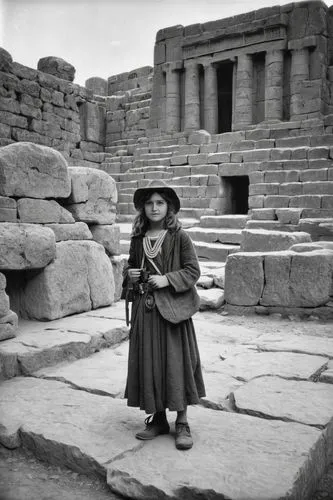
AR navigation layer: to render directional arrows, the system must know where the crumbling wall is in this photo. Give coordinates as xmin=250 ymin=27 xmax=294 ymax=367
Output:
xmin=0 ymin=48 xmax=106 ymax=169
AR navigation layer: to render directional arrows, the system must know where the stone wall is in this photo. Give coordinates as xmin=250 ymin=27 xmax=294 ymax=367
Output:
xmin=0 ymin=49 xmax=106 ymax=169
xmin=150 ymin=1 xmax=333 ymax=134
xmin=224 ymin=241 xmax=333 ymax=317
xmin=0 ymin=142 xmax=120 ymax=332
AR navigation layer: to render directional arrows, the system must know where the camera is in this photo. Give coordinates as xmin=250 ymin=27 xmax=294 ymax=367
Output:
xmin=140 ymin=269 xmax=150 ymax=283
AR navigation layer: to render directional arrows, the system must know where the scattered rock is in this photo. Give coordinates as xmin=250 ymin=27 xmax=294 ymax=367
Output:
xmin=198 ymin=288 xmax=224 ymax=310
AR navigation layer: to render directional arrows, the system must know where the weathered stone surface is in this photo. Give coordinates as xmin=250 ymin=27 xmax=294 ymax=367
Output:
xmin=198 ymin=288 xmax=224 ymax=310
xmin=90 ymin=224 xmax=120 ymax=255
xmin=17 ymin=199 xmax=75 ymax=223
xmin=79 ymin=102 xmax=106 ymax=144
xmin=212 ymin=266 xmax=225 ymax=289
xmin=0 ymin=142 xmax=71 ymax=199
xmin=37 ymin=56 xmax=75 ymax=82
xmin=0 ymin=377 xmax=325 ymax=499
xmin=224 ymin=253 xmax=264 ymax=305
xmin=35 ymin=344 xmax=128 ymax=398
xmin=188 ymin=129 xmax=211 ymax=145
xmin=197 ymin=275 xmax=214 ymax=289
xmin=0 ymin=306 xmax=128 ymax=378
xmin=0 ymin=288 xmax=10 ymax=317
xmin=19 ymin=240 xmax=115 ymax=320
xmin=44 ymin=222 xmax=92 ymax=241
xmin=0 ymin=48 xmax=13 ymax=72
xmin=111 ymin=255 xmax=126 ymax=302
xmin=219 ymin=351 xmax=328 ymax=382
xmin=241 ymin=229 xmax=311 ymax=252
xmin=233 ymin=377 xmax=333 ymax=427
xmin=0 ymin=195 xmax=17 ymax=222
xmin=200 ymin=371 xmax=243 ymax=410
xmin=246 ymin=331 xmax=333 ymax=359
xmin=0 ymin=223 xmax=56 ymax=270
xmin=65 ymin=167 xmax=117 ymax=224
xmin=106 ymin=404 xmax=324 ymax=500
xmin=0 ymin=310 xmax=18 ymax=341
xmin=261 ymin=250 xmax=333 ymax=307
xmin=320 ymin=361 xmax=333 ymax=384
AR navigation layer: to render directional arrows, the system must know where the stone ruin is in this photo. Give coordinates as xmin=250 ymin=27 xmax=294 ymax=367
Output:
xmin=1 ymin=0 xmax=333 ymax=340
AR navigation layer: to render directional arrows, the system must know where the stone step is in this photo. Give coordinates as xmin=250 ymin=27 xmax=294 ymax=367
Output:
xmin=150 ymin=145 xmax=180 ymax=154
xmin=127 ymin=90 xmax=151 ymax=102
xmin=200 ymin=215 xmax=249 ymax=229
xmin=116 ymin=214 xmax=135 ymax=223
xmin=0 ymin=304 xmax=129 ymax=380
xmin=124 ymin=99 xmax=151 ymax=111
xmin=193 ymin=241 xmax=239 ymax=261
xmin=187 ymin=227 xmax=243 ymax=245
xmin=179 ymin=207 xmax=216 ymax=220
xmin=146 ymin=158 xmax=171 ymax=167
xmin=104 ymin=154 xmax=134 ymax=162
xmin=246 ymin=220 xmax=301 ymax=232
xmin=137 ymin=152 xmax=172 ymax=160
xmin=117 ymin=170 xmax=173 ymax=183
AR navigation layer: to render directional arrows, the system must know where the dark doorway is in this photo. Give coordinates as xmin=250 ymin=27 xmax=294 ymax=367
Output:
xmin=217 ymin=62 xmax=233 ymax=133
xmin=221 ymin=176 xmax=249 ymax=214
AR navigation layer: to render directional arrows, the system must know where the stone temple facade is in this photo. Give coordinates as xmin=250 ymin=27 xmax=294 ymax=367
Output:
xmin=0 ymin=0 xmax=333 ymax=336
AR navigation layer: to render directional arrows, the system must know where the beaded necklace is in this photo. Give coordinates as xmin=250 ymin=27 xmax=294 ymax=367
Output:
xmin=143 ymin=230 xmax=167 ymax=259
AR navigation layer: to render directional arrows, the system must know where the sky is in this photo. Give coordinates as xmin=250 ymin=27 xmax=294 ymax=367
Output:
xmin=1 ymin=0 xmax=333 ymax=87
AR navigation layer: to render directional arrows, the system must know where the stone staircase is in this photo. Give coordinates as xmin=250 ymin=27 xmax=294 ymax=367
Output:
xmin=101 ymin=118 xmax=333 ymax=265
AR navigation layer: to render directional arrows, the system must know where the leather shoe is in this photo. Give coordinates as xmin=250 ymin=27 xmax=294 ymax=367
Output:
xmin=135 ymin=414 xmax=170 ymax=440
xmin=175 ymin=422 xmax=193 ymax=450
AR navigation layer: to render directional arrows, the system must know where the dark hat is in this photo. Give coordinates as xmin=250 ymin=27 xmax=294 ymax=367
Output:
xmin=133 ymin=179 xmax=180 ymax=213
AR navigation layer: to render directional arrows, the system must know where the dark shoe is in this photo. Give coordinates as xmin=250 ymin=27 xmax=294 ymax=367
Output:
xmin=135 ymin=414 xmax=170 ymax=440
xmin=175 ymin=422 xmax=193 ymax=450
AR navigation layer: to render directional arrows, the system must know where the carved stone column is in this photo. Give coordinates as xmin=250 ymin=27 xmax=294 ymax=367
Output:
xmin=184 ymin=61 xmax=200 ymax=130
xmin=234 ymin=54 xmax=253 ymax=129
xmin=203 ymin=63 xmax=218 ymax=134
xmin=290 ymin=48 xmax=310 ymax=118
xmin=164 ymin=61 xmax=182 ymax=132
xmin=265 ymin=49 xmax=284 ymax=121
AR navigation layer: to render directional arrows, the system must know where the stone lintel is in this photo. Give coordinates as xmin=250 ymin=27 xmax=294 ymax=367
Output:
xmin=162 ymin=60 xmax=184 ymax=72
xmin=288 ymin=36 xmax=317 ymax=51
xmin=195 ymin=39 xmax=287 ymax=68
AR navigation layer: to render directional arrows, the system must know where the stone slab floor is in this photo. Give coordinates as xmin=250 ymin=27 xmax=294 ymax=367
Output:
xmin=0 ymin=302 xmax=333 ymax=499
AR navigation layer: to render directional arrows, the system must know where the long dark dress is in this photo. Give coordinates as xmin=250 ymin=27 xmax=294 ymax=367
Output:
xmin=124 ymin=230 xmax=206 ymax=414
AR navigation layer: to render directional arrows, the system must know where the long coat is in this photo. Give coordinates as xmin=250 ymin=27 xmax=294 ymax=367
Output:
xmin=122 ymin=228 xmax=201 ymax=322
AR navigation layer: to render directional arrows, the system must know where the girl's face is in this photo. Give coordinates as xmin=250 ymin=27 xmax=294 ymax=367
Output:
xmin=144 ymin=192 xmax=168 ymax=225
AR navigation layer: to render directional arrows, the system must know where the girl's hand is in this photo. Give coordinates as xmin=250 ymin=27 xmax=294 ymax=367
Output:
xmin=148 ymin=274 xmax=169 ymax=289
xmin=128 ymin=268 xmax=142 ymax=283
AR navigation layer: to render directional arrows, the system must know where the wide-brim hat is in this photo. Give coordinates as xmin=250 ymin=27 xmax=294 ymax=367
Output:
xmin=133 ymin=179 xmax=180 ymax=213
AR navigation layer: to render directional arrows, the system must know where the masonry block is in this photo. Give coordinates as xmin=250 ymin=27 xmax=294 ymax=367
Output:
xmin=224 ymin=253 xmax=264 ymax=306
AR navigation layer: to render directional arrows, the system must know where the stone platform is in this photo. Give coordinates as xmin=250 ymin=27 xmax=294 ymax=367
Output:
xmin=0 ymin=302 xmax=332 ymax=499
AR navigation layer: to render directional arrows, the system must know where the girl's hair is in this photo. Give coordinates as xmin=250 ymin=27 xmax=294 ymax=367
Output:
xmin=131 ymin=191 xmax=181 ymax=237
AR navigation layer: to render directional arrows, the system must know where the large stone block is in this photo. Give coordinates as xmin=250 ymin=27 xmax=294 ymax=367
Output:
xmin=20 ymin=241 xmax=115 ymax=320
xmin=0 ymin=310 xmax=18 ymax=341
xmin=241 ymin=229 xmax=311 ymax=252
xmin=79 ymin=102 xmax=105 ymax=144
xmin=261 ymin=250 xmax=333 ymax=307
xmin=65 ymin=167 xmax=117 ymax=224
xmin=37 ymin=56 xmax=75 ymax=82
xmin=224 ymin=253 xmax=264 ymax=306
xmin=0 ymin=142 xmax=71 ymax=199
xmin=44 ymin=222 xmax=92 ymax=242
xmin=0 ymin=223 xmax=56 ymax=270
xmin=90 ymin=224 xmax=120 ymax=256
xmin=17 ymin=199 xmax=75 ymax=224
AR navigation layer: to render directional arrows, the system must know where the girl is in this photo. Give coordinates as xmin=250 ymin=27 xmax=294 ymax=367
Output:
xmin=122 ymin=179 xmax=206 ymax=450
